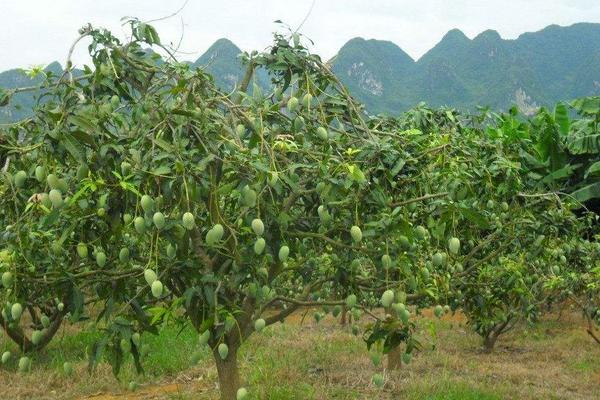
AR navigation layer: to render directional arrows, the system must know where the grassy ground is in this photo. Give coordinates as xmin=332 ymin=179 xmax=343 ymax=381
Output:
xmin=0 ymin=307 xmax=598 ymax=400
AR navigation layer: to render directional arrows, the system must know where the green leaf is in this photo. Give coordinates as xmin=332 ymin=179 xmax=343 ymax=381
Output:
xmin=88 ymin=337 xmax=108 ymax=373
xmin=390 ymin=158 xmax=405 ymax=177
xmin=571 ymin=182 xmax=600 ymax=203
xmin=584 ymin=161 xmax=600 ymax=178
xmin=0 ymin=88 xmax=12 ymax=107
xmin=571 ymin=97 xmax=600 ymax=116
xmin=152 ymin=137 xmax=174 ymax=153
xmin=151 ymin=165 xmax=172 ymax=176
xmin=541 ymin=164 xmax=579 ymax=184
xmin=566 ymin=134 xmax=600 ymax=155
xmin=554 ymin=103 xmax=570 ymax=135
xmin=347 ymin=164 xmax=366 ymax=183
xmin=61 ymin=133 xmax=85 ymax=161
xmin=70 ymin=114 xmax=97 ymax=133
xmin=145 ymin=24 xmax=161 ymax=45
xmin=457 ymin=206 xmax=490 ymax=229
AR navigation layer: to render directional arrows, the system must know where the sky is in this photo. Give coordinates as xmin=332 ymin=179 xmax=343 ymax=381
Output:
xmin=1 ymin=0 xmax=600 ymax=71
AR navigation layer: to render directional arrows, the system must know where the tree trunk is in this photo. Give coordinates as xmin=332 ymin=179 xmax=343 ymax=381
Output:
xmin=586 ymin=315 xmax=600 ymax=345
xmin=213 ymin=343 xmax=241 ymax=400
xmin=387 ymin=346 xmax=402 ymax=370
xmin=340 ymin=305 xmax=347 ymax=326
xmin=0 ymin=309 xmax=64 ymax=352
xmin=587 ymin=328 xmax=600 ymax=345
xmin=483 ymin=333 xmax=497 ymax=353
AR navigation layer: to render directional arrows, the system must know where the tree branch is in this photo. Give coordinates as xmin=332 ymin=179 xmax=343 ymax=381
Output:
xmin=390 ymin=192 xmax=449 ymax=208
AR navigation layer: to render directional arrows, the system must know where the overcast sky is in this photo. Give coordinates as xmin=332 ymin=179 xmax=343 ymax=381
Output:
xmin=1 ymin=0 xmax=600 ymax=71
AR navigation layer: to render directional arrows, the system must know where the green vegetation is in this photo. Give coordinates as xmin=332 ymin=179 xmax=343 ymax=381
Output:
xmin=1 ymin=311 xmax=598 ymax=399
xmin=0 ymin=20 xmax=598 ymax=400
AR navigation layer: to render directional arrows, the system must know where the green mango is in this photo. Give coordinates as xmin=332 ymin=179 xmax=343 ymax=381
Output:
xmin=95 ymin=252 xmax=107 ymax=267
xmin=218 ymin=343 xmax=229 ymax=360
xmin=381 ymin=254 xmax=392 ymax=269
xmin=316 ymin=126 xmax=328 ymax=140
xmin=35 ymin=166 xmax=47 ymax=182
xmin=153 ymin=212 xmax=166 ymax=229
xmin=346 ymin=294 xmax=357 ymax=308
xmin=119 ymin=248 xmax=130 ymax=263
xmin=2 ymin=271 xmax=14 ymax=287
xmin=278 ymin=245 xmax=290 ymax=262
xmin=134 ymin=216 xmax=146 ymax=234
xmin=14 ymin=170 xmax=27 ymax=188
xmin=1 ymin=351 xmax=11 ymax=364
xmin=448 ymin=237 xmax=461 ymax=255
xmin=18 ymin=356 xmax=31 ymax=373
xmin=47 ymin=174 xmax=60 ymax=189
xmin=151 ymin=280 xmax=163 ymax=298
xmin=198 ymin=330 xmax=210 ymax=346
xmin=63 ymin=362 xmax=73 ymax=376
xmin=140 ymin=195 xmax=154 ymax=213
xmin=31 ymin=330 xmax=43 ymax=345
xmin=302 ymin=93 xmax=312 ymax=108
xmin=287 ymin=96 xmax=299 ymax=112
xmin=48 ymin=189 xmax=63 ymax=208
xmin=381 ymin=290 xmax=394 ymax=308
xmin=11 ymin=303 xmax=23 ymax=320
xmin=77 ymin=243 xmax=88 ymax=259
xmin=254 ymin=318 xmax=266 ymax=332
xmin=144 ymin=269 xmax=157 ymax=285
xmin=415 ymin=225 xmax=428 ymax=240
xmin=350 ymin=226 xmax=362 ymax=243
xmin=182 ymin=212 xmax=195 ymax=230
xmin=254 ymin=238 xmax=266 ymax=255
xmin=251 ymin=218 xmax=264 ymax=236
xmin=237 ymin=388 xmax=248 ymax=400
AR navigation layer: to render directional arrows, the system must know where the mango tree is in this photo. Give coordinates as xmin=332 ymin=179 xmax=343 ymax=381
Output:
xmin=0 ymin=22 xmax=446 ymax=398
xmin=377 ymin=106 xmax=597 ymax=352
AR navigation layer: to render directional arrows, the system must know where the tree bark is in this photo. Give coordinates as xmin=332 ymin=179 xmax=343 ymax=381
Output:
xmin=340 ymin=305 xmax=347 ymax=326
xmin=387 ymin=346 xmax=402 ymax=370
xmin=213 ymin=343 xmax=241 ymax=400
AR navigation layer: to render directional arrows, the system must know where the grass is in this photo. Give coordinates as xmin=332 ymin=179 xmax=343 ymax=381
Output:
xmin=0 ymin=308 xmax=599 ymax=399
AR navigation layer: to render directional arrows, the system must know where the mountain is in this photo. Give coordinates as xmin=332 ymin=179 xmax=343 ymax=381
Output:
xmin=333 ymin=23 xmax=600 ymax=114
xmin=2 ymin=23 xmax=600 ymax=121
xmin=0 ymin=62 xmax=62 ymax=122
xmin=191 ymin=38 xmax=268 ymax=91
xmin=192 ymin=38 xmax=247 ymax=89
xmin=331 ymin=37 xmax=415 ymax=112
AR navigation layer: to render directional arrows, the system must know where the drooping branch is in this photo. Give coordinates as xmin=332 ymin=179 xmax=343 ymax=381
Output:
xmin=62 ymin=24 xmax=93 ymax=83
xmin=237 ymin=60 xmax=256 ymax=99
